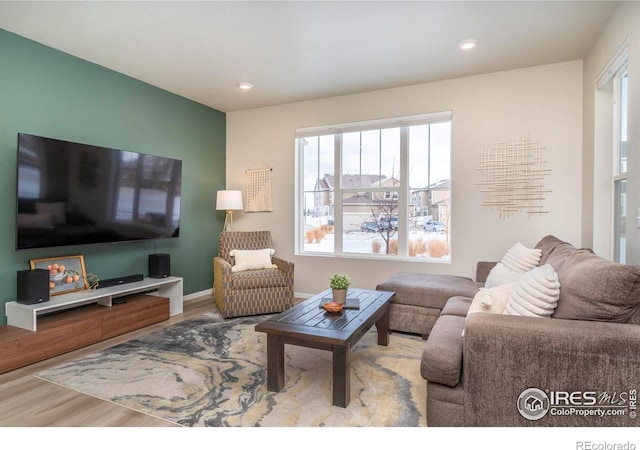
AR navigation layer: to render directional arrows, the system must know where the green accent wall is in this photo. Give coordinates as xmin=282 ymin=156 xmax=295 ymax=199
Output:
xmin=0 ymin=30 xmax=226 ymax=325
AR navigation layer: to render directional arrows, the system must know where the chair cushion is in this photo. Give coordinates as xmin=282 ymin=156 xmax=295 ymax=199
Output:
xmin=231 ymin=267 xmax=289 ymax=289
xmin=421 ymin=315 xmax=465 ymax=387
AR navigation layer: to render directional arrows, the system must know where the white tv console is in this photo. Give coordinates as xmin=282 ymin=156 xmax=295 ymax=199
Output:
xmin=5 ymin=276 xmax=183 ymax=331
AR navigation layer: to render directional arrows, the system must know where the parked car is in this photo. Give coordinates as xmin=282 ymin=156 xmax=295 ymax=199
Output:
xmin=360 ymin=221 xmax=380 ymax=232
xmin=424 ymin=220 xmax=445 ymax=232
xmin=379 ymin=216 xmax=398 ymax=230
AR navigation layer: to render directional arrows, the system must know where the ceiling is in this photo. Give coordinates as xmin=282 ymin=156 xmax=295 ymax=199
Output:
xmin=0 ymin=1 xmax=617 ymax=112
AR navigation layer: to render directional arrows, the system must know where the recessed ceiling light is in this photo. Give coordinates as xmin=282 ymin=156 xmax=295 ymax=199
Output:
xmin=238 ymin=82 xmax=253 ymax=90
xmin=458 ymin=39 xmax=477 ymax=51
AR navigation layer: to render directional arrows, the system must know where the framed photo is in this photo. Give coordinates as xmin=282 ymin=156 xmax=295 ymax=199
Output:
xmin=29 ymin=255 xmax=89 ymax=296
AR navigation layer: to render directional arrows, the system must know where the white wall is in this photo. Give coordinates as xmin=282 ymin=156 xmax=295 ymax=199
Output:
xmin=584 ymin=2 xmax=640 ymax=261
xmin=227 ymin=61 xmax=583 ymax=296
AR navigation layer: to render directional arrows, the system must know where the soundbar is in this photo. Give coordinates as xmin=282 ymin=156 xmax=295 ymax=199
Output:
xmin=96 ymin=274 xmax=144 ymax=289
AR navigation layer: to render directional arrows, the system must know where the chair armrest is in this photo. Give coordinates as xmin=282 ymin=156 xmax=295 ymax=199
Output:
xmin=214 ymin=255 xmax=232 ymax=269
xmin=213 ymin=256 xmax=233 ymax=287
xmin=463 ymin=313 xmax=640 ymax=426
xmin=273 ymin=256 xmax=294 ymax=274
xmin=475 ymin=261 xmax=496 ymax=284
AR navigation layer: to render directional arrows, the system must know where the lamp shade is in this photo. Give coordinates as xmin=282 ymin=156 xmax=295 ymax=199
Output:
xmin=216 ymin=190 xmax=243 ymax=211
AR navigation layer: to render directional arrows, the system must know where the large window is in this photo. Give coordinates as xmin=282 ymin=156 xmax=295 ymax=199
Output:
xmin=296 ymin=112 xmax=452 ymax=260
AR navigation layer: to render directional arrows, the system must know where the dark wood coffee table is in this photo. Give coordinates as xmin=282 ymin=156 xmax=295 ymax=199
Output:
xmin=254 ymin=288 xmax=394 ymax=407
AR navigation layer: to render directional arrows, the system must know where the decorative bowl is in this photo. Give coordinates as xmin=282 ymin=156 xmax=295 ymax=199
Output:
xmin=323 ymin=302 xmax=344 ymax=313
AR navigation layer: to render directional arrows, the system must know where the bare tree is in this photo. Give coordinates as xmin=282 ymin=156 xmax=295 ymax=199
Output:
xmin=368 ymin=194 xmax=398 ymax=254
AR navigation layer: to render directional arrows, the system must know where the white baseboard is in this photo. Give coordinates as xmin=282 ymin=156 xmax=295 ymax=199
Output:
xmin=184 ymin=288 xmax=212 ymax=302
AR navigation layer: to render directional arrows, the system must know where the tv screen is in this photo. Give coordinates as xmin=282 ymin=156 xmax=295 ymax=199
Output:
xmin=16 ymin=133 xmax=182 ymax=250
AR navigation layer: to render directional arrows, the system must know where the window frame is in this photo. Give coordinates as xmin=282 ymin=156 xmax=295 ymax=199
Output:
xmin=595 ymin=39 xmax=628 ymax=262
xmin=295 ymin=112 xmax=452 ymax=261
xmin=612 ymin=66 xmax=628 ymax=263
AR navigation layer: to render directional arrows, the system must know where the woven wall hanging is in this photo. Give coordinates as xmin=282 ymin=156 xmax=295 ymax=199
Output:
xmin=245 ymin=167 xmax=273 ymax=212
xmin=476 ymin=138 xmax=551 ymax=219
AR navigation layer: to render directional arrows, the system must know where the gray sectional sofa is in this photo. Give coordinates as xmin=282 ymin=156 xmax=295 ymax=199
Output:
xmin=380 ymin=235 xmax=640 ymax=426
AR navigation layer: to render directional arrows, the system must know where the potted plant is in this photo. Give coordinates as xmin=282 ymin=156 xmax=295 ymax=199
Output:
xmin=329 ymin=274 xmax=351 ymax=304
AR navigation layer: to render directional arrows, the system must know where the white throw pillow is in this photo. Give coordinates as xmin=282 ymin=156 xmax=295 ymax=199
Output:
xmin=230 ymin=248 xmax=276 ymax=272
xmin=485 ymin=263 xmax=523 ymax=288
xmin=501 ymin=242 xmax=542 ymax=272
xmin=504 ymin=264 xmax=560 ymax=317
xmin=467 ymin=282 xmax=515 ymax=318
xmin=485 ymin=243 xmax=542 ymax=288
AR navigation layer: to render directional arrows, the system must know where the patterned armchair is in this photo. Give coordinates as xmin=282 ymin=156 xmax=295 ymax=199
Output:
xmin=213 ymin=231 xmax=294 ymax=318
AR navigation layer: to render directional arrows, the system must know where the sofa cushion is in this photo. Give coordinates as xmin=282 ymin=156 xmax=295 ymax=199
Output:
xmin=504 ymin=264 xmax=560 ymax=317
xmin=535 ymin=234 xmax=566 ymax=265
xmin=545 ymin=242 xmax=586 ymax=273
xmin=376 ymin=272 xmax=482 ymax=311
xmin=553 ymin=250 xmax=640 ymax=323
xmin=535 ymin=234 xmax=593 ymax=273
xmin=420 ymin=315 xmax=465 ymax=387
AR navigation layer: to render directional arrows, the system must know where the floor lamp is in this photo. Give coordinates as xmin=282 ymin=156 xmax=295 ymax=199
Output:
xmin=216 ymin=190 xmax=243 ymax=232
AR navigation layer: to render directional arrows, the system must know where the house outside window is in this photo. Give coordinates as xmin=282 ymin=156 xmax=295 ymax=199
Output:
xmin=295 ymin=112 xmax=452 ymax=261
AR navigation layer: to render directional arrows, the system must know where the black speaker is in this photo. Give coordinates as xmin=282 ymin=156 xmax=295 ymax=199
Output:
xmin=149 ymin=253 xmax=170 ymax=278
xmin=17 ymin=269 xmax=50 ymax=304
xmin=97 ymin=273 xmax=144 ymax=289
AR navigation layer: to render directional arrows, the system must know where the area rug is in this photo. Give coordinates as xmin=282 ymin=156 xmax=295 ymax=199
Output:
xmin=36 ymin=313 xmax=426 ymax=427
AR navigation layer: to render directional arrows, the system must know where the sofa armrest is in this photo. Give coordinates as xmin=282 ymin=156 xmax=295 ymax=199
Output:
xmin=475 ymin=261 xmax=496 ymax=283
xmin=421 ymin=315 xmax=465 ymax=387
xmin=463 ymin=313 xmax=640 ymax=426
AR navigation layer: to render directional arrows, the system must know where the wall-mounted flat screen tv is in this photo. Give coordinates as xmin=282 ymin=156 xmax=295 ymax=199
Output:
xmin=16 ymin=133 xmax=182 ymax=250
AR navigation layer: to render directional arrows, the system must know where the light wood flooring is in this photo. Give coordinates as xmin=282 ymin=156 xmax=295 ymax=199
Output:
xmin=0 ymin=295 xmax=216 ymax=427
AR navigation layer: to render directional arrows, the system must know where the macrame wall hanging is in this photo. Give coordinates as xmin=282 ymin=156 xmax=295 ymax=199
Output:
xmin=476 ymin=138 xmax=551 ymax=219
xmin=245 ymin=167 xmax=273 ymax=212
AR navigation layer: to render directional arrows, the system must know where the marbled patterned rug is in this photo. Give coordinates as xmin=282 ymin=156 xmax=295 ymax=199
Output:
xmin=36 ymin=313 xmax=426 ymax=427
